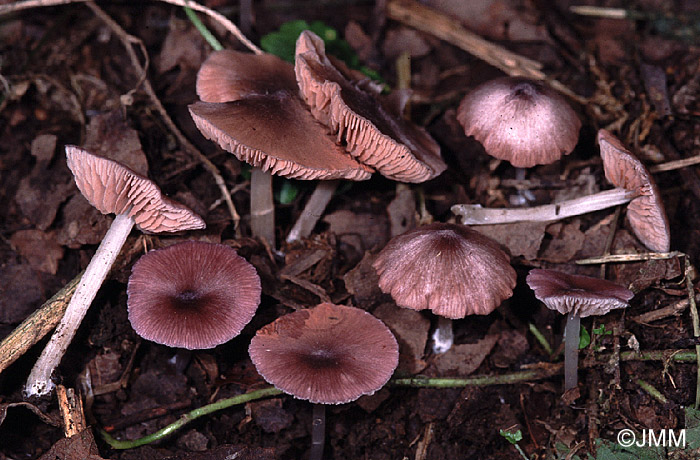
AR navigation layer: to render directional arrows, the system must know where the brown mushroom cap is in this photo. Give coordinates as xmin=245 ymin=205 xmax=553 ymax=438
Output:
xmin=65 ymin=146 xmax=205 ymax=233
xmin=190 ymin=50 xmax=372 ymax=181
xmin=456 ymin=77 xmax=581 ymax=168
xmin=294 ymin=30 xmax=446 ymax=183
xmin=526 ymin=269 xmax=633 ymax=317
xmin=598 ymin=129 xmax=671 ymax=253
xmin=127 ymin=241 xmax=261 ymax=350
xmin=248 ymin=303 xmax=399 ymax=404
xmin=372 ymin=223 xmax=516 ymax=319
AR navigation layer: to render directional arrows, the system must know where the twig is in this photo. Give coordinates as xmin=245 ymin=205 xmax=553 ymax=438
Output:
xmin=636 ymin=379 xmax=669 ymax=404
xmin=56 ymin=385 xmax=87 ymax=437
xmin=100 ymin=387 xmax=282 ymax=449
xmin=385 ymin=0 xmax=585 ymax=104
xmin=630 ymin=297 xmax=692 ymax=324
xmin=84 ymin=1 xmax=241 ymax=235
xmin=528 ymin=323 xmax=553 ymax=356
xmin=684 ymin=255 xmax=700 ymax=409
xmin=0 ymin=271 xmax=81 ymax=376
xmin=0 ymin=0 xmax=261 ymax=55
xmin=575 ymin=251 xmax=683 ymax=264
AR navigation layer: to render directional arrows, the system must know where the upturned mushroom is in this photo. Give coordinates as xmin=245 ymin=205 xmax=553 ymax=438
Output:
xmin=25 ymin=146 xmax=205 ymax=398
xmin=249 ymin=302 xmax=398 ymax=460
xmin=452 ymin=130 xmax=671 ymax=253
xmin=372 ymin=222 xmax=516 ymax=353
xmin=189 ymin=49 xmax=372 ymax=247
xmin=526 ymin=269 xmax=633 ymax=391
xmin=456 ymin=76 xmax=581 ymax=168
xmin=127 ymin=241 xmax=261 ymax=349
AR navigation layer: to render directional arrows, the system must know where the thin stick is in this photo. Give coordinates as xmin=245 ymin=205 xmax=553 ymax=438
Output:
xmin=0 ymin=0 xmax=262 ymax=55
xmin=650 ymin=154 xmax=700 ymax=173
xmin=57 ymin=385 xmax=87 ymax=437
xmin=685 ymin=255 xmax=700 ymax=409
xmin=636 ymin=379 xmax=669 ymax=404
xmin=452 ymin=188 xmax=635 ymax=225
xmin=0 ymin=271 xmax=81 ymax=375
xmin=528 ymin=323 xmax=553 ymax=356
xmin=575 ymin=251 xmax=683 ymax=264
xmin=287 ymin=181 xmax=340 ymax=243
xmin=84 ymin=1 xmax=241 ymax=235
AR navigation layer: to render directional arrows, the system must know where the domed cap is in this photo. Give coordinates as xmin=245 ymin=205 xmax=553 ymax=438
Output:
xmin=598 ymin=129 xmax=670 ymax=253
xmin=294 ymin=30 xmax=446 ymax=183
xmin=456 ymin=77 xmax=581 ymax=168
xmin=65 ymin=146 xmax=205 ymax=233
xmin=372 ymin=223 xmax=516 ymax=319
xmin=190 ymin=50 xmax=372 ymax=181
xmin=526 ymin=268 xmax=633 ymax=317
xmin=127 ymin=241 xmax=261 ymax=349
xmin=248 ymin=303 xmax=399 ymax=404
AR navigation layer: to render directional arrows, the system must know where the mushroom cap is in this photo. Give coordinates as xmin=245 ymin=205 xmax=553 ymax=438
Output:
xmin=294 ymin=30 xmax=446 ymax=183
xmin=526 ymin=269 xmax=633 ymax=317
xmin=127 ymin=241 xmax=261 ymax=350
xmin=65 ymin=146 xmax=205 ymax=233
xmin=456 ymin=77 xmax=581 ymax=168
xmin=598 ymin=129 xmax=671 ymax=253
xmin=196 ymin=49 xmax=299 ymax=103
xmin=372 ymin=223 xmax=517 ymax=319
xmin=190 ymin=50 xmax=372 ymax=181
xmin=248 ymin=303 xmax=399 ymax=404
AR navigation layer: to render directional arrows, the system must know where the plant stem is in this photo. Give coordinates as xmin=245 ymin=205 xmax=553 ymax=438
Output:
xmin=309 ymin=404 xmax=326 ymax=460
xmin=287 ymin=181 xmax=339 ymax=243
xmin=685 ymin=256 xmax=700 ymax=409
xmin=100 ymin=387 xmax=282 ymax=449
xmin=528 ymin=323 xmax=553 ymax=356
xmin=25 ymin=213 xmax=135 ymax=398
xmin=183 ymin=6 xmax=223 ymax=51
xmin=452 ymin=187 xmax=635 ymax=225
xmin=636 ymin=379 xmax=669 ymax=404
xmin=250 ymin=168 xmax=275 ymax=248
xmin=564 ymin=313 xmax=581 ymax=391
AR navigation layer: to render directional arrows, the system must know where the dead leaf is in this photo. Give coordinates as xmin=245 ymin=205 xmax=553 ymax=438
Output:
xmin=10 ymin=229 xmax=64 ymax=274
xmin=472 ymin=221 xmax=547 ymax=260
xmin=540 ymin=220 xmax=585 ymax=263
xmin=249 ymin=398 xmax=293 ymax=434
xmin=491 ymin=329 xmax=529 ymax=368
xmin=323 ymin=210 xmax=389 ymax=251
xmin=0 ymin=261 xmax=43 ymax=323
xmin=387 ymin=186 xmax=417 ymax=237
xmin=373 ymin=303 xmax=429 ymax=374
xmin=343 ymin=251 xmax=384 ymax=306
xmin=37 ymin=429 xmax=107 ymax=460
xmin=56 ymin=194 xmax=113 ymax=248
xmin=84 ymin=110 xmax=149 ymax=175
xmin=431 ymin=333 xmax=499 ymax=376
xmin=382 ymin=27 xmax=431 ymax=59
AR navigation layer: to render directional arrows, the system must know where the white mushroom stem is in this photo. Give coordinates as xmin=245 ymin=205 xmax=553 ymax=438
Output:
xmin=309 ymin=403 xmax=326 ymax=460
xmin=431 ymin=316 xmax=454 ymax=354
xmin=286 ymin=180 xmax=339 ymax=243
xmin=24 ymin=213 xmax=135 ymax=398
xmin=250 ymin=168 xmax=275 ymax=247
xmin=452 ymin=187 xmax=637 ymax=225
xmin=564 ymin=312 xmax=581 ymax=391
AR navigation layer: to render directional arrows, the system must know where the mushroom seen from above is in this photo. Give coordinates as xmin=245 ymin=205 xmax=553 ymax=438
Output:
xmin=372 ymin=222 xmax=517 ymax=353
xmin=25 ymin=146 xmax=206 ymax=398
xmin=456 ymin=76 xmax=581 ymax=168
xmin=249 ymin=302 xmax=398 ymax=460
xmin=452 ymin=130 xmax=671 ymax=253
xmin=127 ymin=240 xmax=261 ymax=350
xmin=526 ymin=269 xmax=634 ymax=391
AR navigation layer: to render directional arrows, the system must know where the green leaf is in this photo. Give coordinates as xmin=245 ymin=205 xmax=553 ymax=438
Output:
xmin=593 ymin=324 xmax=613 ymax=336
xmin=579 ymin=326 xmax=591 ymax=349
xmin=276 ymin=179 xmax=299 ymax=205
xmin=593 ymin=438 xmax=665 ymax=460
xmin=499 ymin=428 xmax=523 ymax=445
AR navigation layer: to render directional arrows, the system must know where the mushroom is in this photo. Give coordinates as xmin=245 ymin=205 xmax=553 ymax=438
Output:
xmin=249 ymin=302 xmax=398 ymax=460
xmin=287 ymin=30 xmax=447 ymax=242
xmin=456 ymin=76 xmax=581 ymax=168
xmin=127 ymin=241 xmax=261 ymax=349
xmin=372 ymin=223 xmax=516 ymax=353
xmin=25 ymin=146 xmax=205 ymax=398
xmin=526 ymin=268 xmax=633 ymax=391
xmin=452 ymin=130 xmax=671 ymax=252
xmin=189 ymin=49 xmax=372 ymax=247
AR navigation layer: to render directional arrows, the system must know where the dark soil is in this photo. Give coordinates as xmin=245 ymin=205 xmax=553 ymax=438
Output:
xmin=2 ymin=1 xmax=700 ymax=459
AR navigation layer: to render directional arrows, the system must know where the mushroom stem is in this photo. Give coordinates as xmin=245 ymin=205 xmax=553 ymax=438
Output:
xmin=250 ymin=168 xmax=275 ymax=247
xmin=309 ymin=403 xmax=326 ymax=460
xmin=452 ymin=187 xmax=636 ymax=225
xmin=286 ymin=180 xmax=339 ymax=243
xmin=431 ymin=316 xmax=454 ymax=354
xmin=24 ymin=213 xmax=135 ymax=398
xmin=564 ymin=312 xmax=581 ymax=391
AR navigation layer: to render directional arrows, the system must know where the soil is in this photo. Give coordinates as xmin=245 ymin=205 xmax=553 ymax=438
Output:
xmin=1 ymin=1 xmax=700 ymax=459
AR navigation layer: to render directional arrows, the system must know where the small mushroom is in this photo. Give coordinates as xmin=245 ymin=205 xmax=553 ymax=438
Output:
xmin=25 ymin=146 xmax=205 ymax=398
xmin=452 ymin=130 xmax=671 ymax=252
xmin=456 ymin=76 xmax=581 ymax=168
xmin=127 ymin=241 xmax=261 ymax=349
xmin=526 ymin=268 xmax=633 ymax=391
xmin=189 ymin=49 xmax=371 ymax=247
xmin=249 ymin=303 xmax=398 ymax=460
xmin=372 ymin=223 xmax=516 ymax=353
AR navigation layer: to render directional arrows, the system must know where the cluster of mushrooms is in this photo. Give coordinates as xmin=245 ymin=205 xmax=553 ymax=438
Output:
xmin=23 ymin=28 xmax=672 ymax=457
